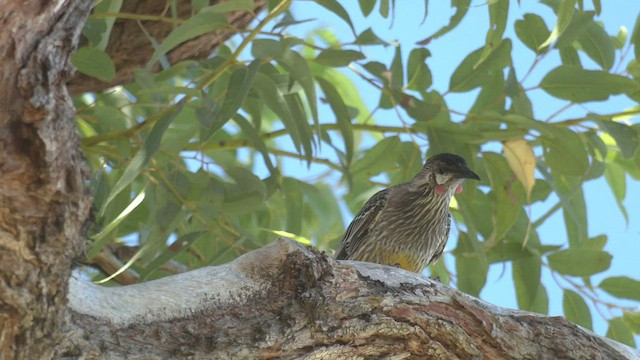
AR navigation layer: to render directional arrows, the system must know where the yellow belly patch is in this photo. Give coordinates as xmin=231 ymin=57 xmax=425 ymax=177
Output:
xmin=382 ymin=252 xmax=423 ymax=273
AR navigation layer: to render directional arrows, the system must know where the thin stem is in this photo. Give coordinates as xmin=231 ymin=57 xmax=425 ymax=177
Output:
xmin=90 ymin=12 xmax=183 ymax=24
xmin=82 ymin=0 xmax=292 ymax=147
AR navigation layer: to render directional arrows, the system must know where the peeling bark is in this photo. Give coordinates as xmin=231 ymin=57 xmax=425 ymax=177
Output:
xmin=64 ymin=239 xmax=639 ymax=359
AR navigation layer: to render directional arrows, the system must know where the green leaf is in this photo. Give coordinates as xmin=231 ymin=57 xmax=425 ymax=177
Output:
xmin=554 ymin=11 xmax=594 ymax=49
xmin=513 ymin=255 xmax=548 ymax=313
xmin=201 ymin=0 xmax=253 ymax=13
xmin=515 ymin=14 xmax=551 ymax=54
xmin=599 ymin=276 xmax=640 ymax=301
xmin=316 ymin=77 xmax=354 ymax=164
xmin=449 ymin=39 xmax=512 ymax=92
xmin=315 ymin=0 xmax=356 ymax=35
xmin=148 ymin=11 xmax=227 ymax=67
xmin=351 ymin=136 xmax=401 ymax=177
xmin=72 ymin=47 xmax=116 ymax=82
xmin=253 ymin=73 xmax=303 ymax=155
xmin=417 ymin=0 xmax=471 ymax=44
xmin=222 ymin=167 xmax=266 ymax=215
xmin=354 ymin=28 xmax=386 ymax=45
xmin=623 ymin=312 xmax=640 ymax=334
xmin=282 ymin=177 xmax=303 ymax=234
xmin=597 ymin=120 xmax=639 ymax=158
xmin=547 ymin=248 xmax=611 ymax=276
xmin=551 ymin=175 xmax=588 ymax=247
xmin=358 ymin=0 xmax=376 ymax=16
xmin=559 ymin=46 xmax=582 ymax=66
xmin=100 ymin=106 xmax=182 ymax=214
xmin=632 ymin=13 xmax=640 ymax=59
xmin=390 ymin=45 xmax=404 ymax=89
xmin=252 ymin=39 xmax=283 ymax=58
xmin=475 ymin=0 xmax=509 ymax=66
xmin=539 ymin=0 xmax=576 ymax=49
xmin=604 ymin=162 xmax=628 ymax=224
xmin=232 ymin=114 xmax=277 ymax=176
xmin=563 ymin=289 xmax=592 ymax=330
xmin=606 ymin=318 xmax=636 ymax=347
xmin=208 ymin=60 xmax=262 ymax=142
xmin=455 ymin=232 xmax=488 ymax=297
xmin=541 ymin=127 xmax=589 ymax=177
xmin=540 ymin=65 xmax=640 ymax=102
xmin=406 ymin=48 xmax=432 ymax=91
xmin=483 ymin=152 xmax=523 ymax=243
xmin=277 ymin=49 xmax=319 ymax=126
xmin=314 ymin=49 xmax=365 ymax=67
xmin=577 ymin=21 xmax=616 ymax=70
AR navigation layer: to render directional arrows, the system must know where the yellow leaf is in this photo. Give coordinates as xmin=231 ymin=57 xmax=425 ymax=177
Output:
xmin=503 ymin=138 xmax=536 ymax=200
xmin=261 ymin=229 xmax=312 ymax=246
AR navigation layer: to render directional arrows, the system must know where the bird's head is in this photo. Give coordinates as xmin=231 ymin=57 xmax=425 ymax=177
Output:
xmin=414 ymin=153 xmax=481 ymax=196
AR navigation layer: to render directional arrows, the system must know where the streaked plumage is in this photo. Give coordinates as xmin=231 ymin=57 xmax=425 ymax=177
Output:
xmin=335 ymin=153 xmax=480 ymax=273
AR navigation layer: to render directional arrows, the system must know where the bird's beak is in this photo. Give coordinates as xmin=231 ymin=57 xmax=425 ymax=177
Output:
xmin=457 ymin=167 xmax=481 ymax=181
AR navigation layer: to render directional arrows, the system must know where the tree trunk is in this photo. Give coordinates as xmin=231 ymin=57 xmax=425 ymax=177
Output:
xmin=63 ymin=238 xmax=639 ymax=359
xmin=0 ymin=1 xmax=93 ymax=359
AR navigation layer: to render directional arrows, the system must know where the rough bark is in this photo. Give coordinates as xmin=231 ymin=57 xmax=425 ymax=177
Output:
xmin=63 ymin=238 xmax=639 ymax=360
xmin=67 ymin=0 xmax=267 ymax=95
xmin=0 ymin=1 xmax=93 ymax=359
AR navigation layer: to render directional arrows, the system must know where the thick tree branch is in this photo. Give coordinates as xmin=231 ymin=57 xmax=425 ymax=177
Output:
xmin=64 ymin=238 xmax=638 ymax=359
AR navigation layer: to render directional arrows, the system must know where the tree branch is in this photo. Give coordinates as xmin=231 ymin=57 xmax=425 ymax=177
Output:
xmin=64 ymin=238 xmax=639 ymax=359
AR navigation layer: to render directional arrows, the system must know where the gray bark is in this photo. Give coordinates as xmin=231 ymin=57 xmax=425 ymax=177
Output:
xmin=64 ymin=238 xmax=640 ymax=360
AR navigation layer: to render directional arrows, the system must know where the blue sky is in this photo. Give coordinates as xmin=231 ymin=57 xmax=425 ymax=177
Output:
xmin=275 ymin=0 xmax=640 ymax=341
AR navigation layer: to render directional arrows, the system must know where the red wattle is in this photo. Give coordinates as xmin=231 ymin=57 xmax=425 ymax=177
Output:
xmin=456 ymin=184 xmax=464 ymax=193
xmin=435 ymin=184 xmax=446 ymax=195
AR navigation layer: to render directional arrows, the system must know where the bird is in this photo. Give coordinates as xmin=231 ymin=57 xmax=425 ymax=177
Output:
xmin=335 ymin=153 xmax=481 ymax=273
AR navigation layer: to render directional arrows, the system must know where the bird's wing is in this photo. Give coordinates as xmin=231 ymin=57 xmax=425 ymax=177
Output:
xmin=335 ymin=188 xmax=390 ymax=260
xmin=428 ymin=213 xmax=451 ymax=265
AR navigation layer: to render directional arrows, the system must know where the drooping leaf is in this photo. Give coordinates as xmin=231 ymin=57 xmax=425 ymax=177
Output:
xmin=358 ymin=0 xmax=376 ymax=17
xmin=316 ymin=77 xmax=354 ymax=164
xmin=606 ymin=318 xmax=636 ymax=347
xmin=455 ymin=232 xmax=488 ymax=297
xmin=483 ymin=152 xmax=523 ymax=243
xmin=604 ymin=162 xmax=628 ymax=223
xmin=100 ymin=106 xmax=183 ymax=214
xmin=277 ymin=49 xmax=319 ymax=127
xmin=623 ymin=312 xmax=640 ymax=334
xmin=563 ymin=289 xmax=592 ymax=330
xmin=632 ymin=13 xmax=640 ymax=59
xmin=253 ymin=72 xmax=303 ymax=155
xmin=513 ymin=255 xmax=548 ymax=313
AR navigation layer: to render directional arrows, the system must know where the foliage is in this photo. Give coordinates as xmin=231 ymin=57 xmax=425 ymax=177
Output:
xmin=73 ymin=0 xmax=640 ymax=346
